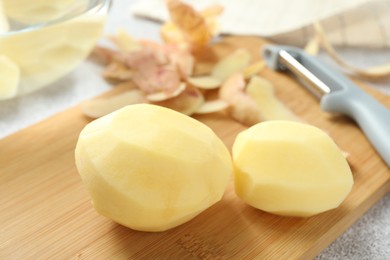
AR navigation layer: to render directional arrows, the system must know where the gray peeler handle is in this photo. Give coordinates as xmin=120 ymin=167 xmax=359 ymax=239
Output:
xmin=321 ymin=84 xmax=390 ymax=167
xmin=262 ymin=45 xmax=390 ymax=167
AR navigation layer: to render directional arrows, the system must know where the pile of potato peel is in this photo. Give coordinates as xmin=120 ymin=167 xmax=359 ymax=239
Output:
xmin=83 ymin=0 xmax=299 ymax=125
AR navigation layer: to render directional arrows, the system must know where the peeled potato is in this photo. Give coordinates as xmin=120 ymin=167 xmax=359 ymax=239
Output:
xmin=75 ymin=104 xmax=232 ymax=232
xmin=2 ymin=0 xmax=83 ymax=24
xmin=233 ymin=121 xmax=353 ymax=217
xmin=0 ymin=14 xmax=105 ymax=94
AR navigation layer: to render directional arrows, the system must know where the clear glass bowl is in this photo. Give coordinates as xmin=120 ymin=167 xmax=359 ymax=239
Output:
xmin=0 ymin=0 xmax=111 ymax=99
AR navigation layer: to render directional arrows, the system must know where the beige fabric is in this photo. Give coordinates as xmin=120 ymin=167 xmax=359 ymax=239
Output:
xmin=131 ymin=0 xmax=390 ymax=48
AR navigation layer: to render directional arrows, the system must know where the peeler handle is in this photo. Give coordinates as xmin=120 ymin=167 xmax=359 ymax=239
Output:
xmin=263 ymin=44 xmax=390 ymax=167
xmin=321 ymin=85 xmax=390 ymax=166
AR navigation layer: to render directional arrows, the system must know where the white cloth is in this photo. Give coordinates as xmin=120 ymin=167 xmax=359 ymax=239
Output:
xmin=132 ymin=0 xmax=390 ymax=48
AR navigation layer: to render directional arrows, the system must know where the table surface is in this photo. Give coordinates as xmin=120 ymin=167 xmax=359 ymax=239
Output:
xmin=0 ymin=0 xmax=389 ymax=259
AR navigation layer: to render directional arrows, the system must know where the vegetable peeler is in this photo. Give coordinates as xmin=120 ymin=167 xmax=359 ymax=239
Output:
xmin=263 ymin=45 xmax=390 ymax=167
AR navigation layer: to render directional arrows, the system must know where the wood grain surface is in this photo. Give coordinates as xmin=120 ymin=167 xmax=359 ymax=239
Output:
xmin=1 ymin=37 xmax=389 ymax=259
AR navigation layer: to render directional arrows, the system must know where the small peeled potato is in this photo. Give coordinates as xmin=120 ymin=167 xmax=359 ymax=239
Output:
xmin=233 ymin=121 xmax=353 ymax=217
xmin=75 ymin=104 xmax=232 ymax=232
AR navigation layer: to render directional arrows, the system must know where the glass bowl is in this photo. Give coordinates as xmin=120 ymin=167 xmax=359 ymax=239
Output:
xmin=0 ymin=0 xmax=111 ymax=99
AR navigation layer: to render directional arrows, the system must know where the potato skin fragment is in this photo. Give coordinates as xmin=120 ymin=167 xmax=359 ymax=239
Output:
xmin=187 ymin=75 xmax=222 ymax=89
xmin=211 ymin=49 xmax=252 ymax=81
xmin=167 ymin=0 xmax=212 ymax=49
xmin=219 ymin=73 xmax=262 ymax=125
xmin=194 ymin=99 xmax=229 ymax=114
xmin=246 ymin=76 xmax=300 ymax=122
xmin=146 ymin=82 xmax=186 ymax=102
xmin=152 ymin=85 xmax=204 ymax=115
xmin=242 ymin=61 xmax=265 ymax=79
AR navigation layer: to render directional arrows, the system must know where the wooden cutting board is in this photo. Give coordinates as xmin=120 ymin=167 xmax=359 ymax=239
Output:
xmin=1 ymin=37 xmax=389 ymax=259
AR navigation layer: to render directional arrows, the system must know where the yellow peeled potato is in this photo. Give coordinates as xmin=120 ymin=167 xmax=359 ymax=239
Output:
xmin=75 ymin=104 xmax=232 ymax=232
xmin=2 ymin=0 xmax=82 ymax=24
xmin=233 ymin=121 xmax=353 ymax=217
xmin=0 ymin=14 xmax=105 ymax=94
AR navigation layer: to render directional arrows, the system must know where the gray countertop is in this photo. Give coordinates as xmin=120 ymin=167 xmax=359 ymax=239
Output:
xmin=0 ymin=0 xmax=389 ymax=258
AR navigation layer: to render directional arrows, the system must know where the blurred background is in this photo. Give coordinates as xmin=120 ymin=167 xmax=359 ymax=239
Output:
xmin=0 ymin=0 xmax=389 ymax=258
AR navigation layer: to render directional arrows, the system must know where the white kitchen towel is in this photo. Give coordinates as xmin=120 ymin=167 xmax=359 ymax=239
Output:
xmin=131 ymin=0 xmax=390 ymax=48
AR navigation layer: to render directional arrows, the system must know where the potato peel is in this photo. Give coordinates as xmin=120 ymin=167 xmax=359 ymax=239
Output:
xmin=200 ymin=5 xmax=223 ymax=35
xmin=314 ymin=22 xmax=390 ymax=78
xmin=160 ymin=22 xmax=189 ymax=49
xmin=132 ymin=66 xmax=181 ymax=96
xmin=114 ymin=81 xmax=137 ymax=90
xmin=304 ymin=35 xmax=320 ymax=56
xmin=81 ymin=90 xmax=147 ymax=118
xmin=187 ymin=75 xmax=222 ymax=89
xmin=146 ymin=82 xmax=186 ymax=102
xmin=200 ymin=5 xmax=224 ymax=18
xmin=103 ymin=61 xmax=133 ymax=81
xmin=227 ymin=95 xmax=263 ymax=126
xmin=246 ymin=76 xmax=301 ymax=121
xmin=90 ymin=46 xmax=118 ymax=65
xmin=123 ymin=48 xmax=181 ymax=95
xmin=219 ymin=73 xmax=262 ymax=125
xmin=243 ymin=60 xmax=266 ymax=79
xmin=153 ymin=85 xmax=204 ymax=115
xmin=211 ymin=49 xmax=252 ymax=81
xmin=124 ymin=48 xmax=165 ymax=71
xmin=89 ymin=0 xmax=289 ymax=126
xmin=194 ymin=99 xmax=229 ymax=114
xmin=166 ymin=47 xmax=194 ymax=78
xmin=219 ymin=73 xmax=246 ymax=102
xmin=110 ymin=29 xmax=142 ymax=53
xmin=167 ymin=0 xmax=211 ymax=48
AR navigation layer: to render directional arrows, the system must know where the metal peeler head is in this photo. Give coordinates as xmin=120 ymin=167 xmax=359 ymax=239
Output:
xmin=263 ymin=45 xmax=301 ymax=71
xmin=262 ymin=45 xmax=331 ymax=97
